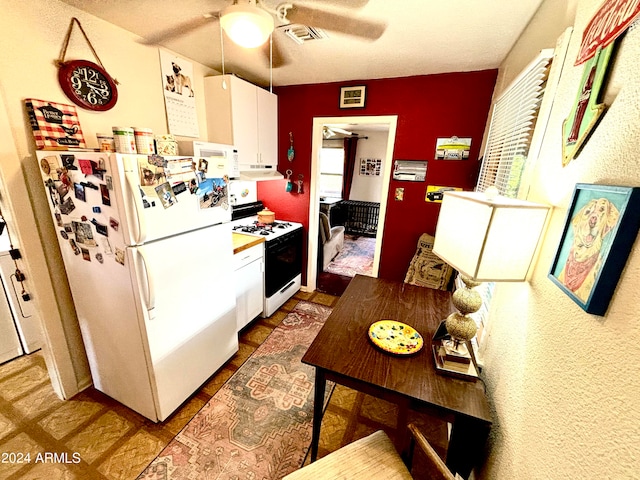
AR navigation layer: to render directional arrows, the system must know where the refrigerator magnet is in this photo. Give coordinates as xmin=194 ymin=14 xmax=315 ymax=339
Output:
xmin=155 ymin=182 xmax=177 ymax=209
xmin=69 ymin=239 xmax=81 ymax=255
xmin=100 ymin=184 xmax=111 ymax=206
xmin=172 ymin=181 xmax=187 ymax=195
xmin=115 ymin=248 xmax=125 ymax=265
xmin=74 ymin=183 xmax=86 ymax=202
xmin=61 ymin=155 xmax=77 ymax=170
xmin=56 ymin=182 xmax=70 ymax=199
xmin=60 ymin=230 xmax=68 ymax=240
xmin=95 ymin=253 xmax=104 ymax=264
xmin=81 ymin=248 xmax=91 ymax=262
xmin=102 ymin=238 xmax=113 ymax=255
xmin=91 ymin=219 xmax=108 ymax=237
xmin=78 ymin=159 xmax=94 ymax=176
xmin=72 ymin=221 xmax=97 ymax=246
xmin=59 ymin=197 xmax=75 ymax=215
xmin=109 ymin=217 xmax=119 ymax=231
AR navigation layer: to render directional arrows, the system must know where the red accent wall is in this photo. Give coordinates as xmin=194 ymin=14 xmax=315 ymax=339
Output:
xmin=258 ymin=70 xmax=498 ymax=283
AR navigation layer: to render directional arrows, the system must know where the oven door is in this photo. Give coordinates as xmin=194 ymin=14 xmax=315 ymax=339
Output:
xmin=264 ymin=228 xmax=303 ymax=297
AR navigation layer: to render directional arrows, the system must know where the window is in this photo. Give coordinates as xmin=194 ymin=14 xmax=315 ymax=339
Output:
xmin=477 ymin=49 xmax=554 ymax=198
xmin=319 ymin=147 xmax=344 ymax=198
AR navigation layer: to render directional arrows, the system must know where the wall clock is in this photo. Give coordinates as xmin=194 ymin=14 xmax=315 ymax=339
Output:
xmin=58 ymin=60 xmax=118 ymax=111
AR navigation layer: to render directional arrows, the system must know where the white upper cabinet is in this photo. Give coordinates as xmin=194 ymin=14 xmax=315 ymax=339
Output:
xmin=204 ymin=75 xmax=278 ymax=169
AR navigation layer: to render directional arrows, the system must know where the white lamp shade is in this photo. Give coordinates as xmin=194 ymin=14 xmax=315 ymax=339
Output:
xmin=220 ymin=4 xmax=274 ymax=48
xmin=433 ymin=191 xmax=550 ymax=282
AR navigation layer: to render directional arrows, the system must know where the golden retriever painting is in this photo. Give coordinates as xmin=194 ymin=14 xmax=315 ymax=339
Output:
xmin=557 ymin=197 xmax=619 ymax=302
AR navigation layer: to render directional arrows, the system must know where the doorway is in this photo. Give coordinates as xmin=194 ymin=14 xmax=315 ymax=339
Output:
xmin=307 ymin=115 xmax=398 ymax=292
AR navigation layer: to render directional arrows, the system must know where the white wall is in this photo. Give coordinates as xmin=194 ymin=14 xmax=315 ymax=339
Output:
xmin=0 ymin=0 xmax=217 ymax=397
xmin=349 ymin=130 xmax=388 ymax=202
xmin=479 ymin=1 xmax=640 ymax=478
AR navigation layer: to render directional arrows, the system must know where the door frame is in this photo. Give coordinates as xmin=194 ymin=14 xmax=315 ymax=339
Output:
xmin=306 ymin=115 xmax=398 ymax=292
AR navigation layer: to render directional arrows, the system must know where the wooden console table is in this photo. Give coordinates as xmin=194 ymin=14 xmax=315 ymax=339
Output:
xmin=302 ymin=275 xmax=492 ymax=479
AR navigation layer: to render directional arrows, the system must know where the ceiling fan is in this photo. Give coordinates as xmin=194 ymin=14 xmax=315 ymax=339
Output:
xmin=141 ymin=0 xmax=387 ymax=68
xmin=323 ymin=126 xmax=356 ymax=138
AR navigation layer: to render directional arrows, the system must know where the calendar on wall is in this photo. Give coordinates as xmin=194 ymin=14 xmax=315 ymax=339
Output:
xmin=360 ymin=158 xmax=382 ymax=176
xmin=159 ymin=50 xmax=199 ymax=138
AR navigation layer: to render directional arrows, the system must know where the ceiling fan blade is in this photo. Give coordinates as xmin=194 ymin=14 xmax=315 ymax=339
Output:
xmin=139 ymin=12 xmax=219 ymax=45
xmin=300 ymin=0 xmax=370 ymax=8
xmin=261 ymin=32 xmax=290 ymax=68
xmin=285 ymin=5 xmax=386 ymax=40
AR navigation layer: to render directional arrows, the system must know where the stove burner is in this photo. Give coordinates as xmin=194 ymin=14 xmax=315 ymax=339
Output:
xmin=232 ymin=218 xmax=300 ymax=241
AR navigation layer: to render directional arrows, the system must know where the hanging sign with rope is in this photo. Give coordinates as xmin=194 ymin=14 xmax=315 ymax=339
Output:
xmin=57 ymin=17 xmax=119 ymax=111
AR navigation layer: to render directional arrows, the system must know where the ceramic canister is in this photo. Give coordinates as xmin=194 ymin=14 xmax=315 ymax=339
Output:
xmin=112 ymin=126 xmax=137 ymax=154
xmin=96 ymin=133 xmax=115 ymax=152
xmin=134 ymin=128 xmax=155 ymax=154
xmin=155 ymin=134 xmax=178 ymax=156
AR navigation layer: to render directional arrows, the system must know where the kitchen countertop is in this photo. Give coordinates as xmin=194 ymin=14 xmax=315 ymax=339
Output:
xmin=232 ymin=232 xmax=265 ymax=255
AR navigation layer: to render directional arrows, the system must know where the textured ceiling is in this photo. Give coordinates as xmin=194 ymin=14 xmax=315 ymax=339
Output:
xmin=59 ymin=0 xmax=544 ymax=87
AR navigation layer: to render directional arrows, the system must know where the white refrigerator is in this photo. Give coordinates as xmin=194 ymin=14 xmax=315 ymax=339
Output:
xmin=36 ymin=150 xmax=238 ymax=422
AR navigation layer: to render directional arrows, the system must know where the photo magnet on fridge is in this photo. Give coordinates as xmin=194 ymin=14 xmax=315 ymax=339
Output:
xmin=74 ymin=183 xmax=86 ymax=202
xmin=100 ymin=184 xmax=111 ymax=206
xmin=155 ymin=182 xmax=177 ymax=209
xmin=72 ymin=221 xmax=96 ymax=246
xmin=59 ymin=197 xmax=75 ymax=214
xmin=115 ymin=248 xmax=125 ymax=265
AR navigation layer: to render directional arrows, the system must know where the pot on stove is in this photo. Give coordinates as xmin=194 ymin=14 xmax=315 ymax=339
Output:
xmin=257 ymin=208 xmax=275 ymax=224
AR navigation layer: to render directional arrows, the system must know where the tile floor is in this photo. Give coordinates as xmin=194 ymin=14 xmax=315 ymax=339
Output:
xmin=0 ymin=289 xmax=447 ymax=479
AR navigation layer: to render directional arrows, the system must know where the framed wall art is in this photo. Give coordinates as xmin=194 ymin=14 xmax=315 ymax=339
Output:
xmin=360 ymin=158 xmax=381 ymax=176
xmin=548 ymin=183 xmax=640 ymax=316
xmin=339 ymin=85 xmax=366 ymax=108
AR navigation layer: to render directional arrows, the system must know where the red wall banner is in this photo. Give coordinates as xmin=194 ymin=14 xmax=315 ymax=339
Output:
xmin=575 ymin=0 xmax=640 ymax=65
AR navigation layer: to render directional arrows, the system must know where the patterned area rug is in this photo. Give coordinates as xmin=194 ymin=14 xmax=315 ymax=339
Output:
xmin=138 ymin=301 xmax=333 ymax=480
xmin=325 ymin=234 xmax=375 ymax=277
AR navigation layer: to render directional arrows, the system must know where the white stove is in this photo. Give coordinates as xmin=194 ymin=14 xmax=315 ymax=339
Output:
xmin=230 ymin=202 xmax=303 ymax=317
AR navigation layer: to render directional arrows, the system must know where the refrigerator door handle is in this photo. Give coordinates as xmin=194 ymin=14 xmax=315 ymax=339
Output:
xmin=134 ymin=249 xmax=156 ymax=313
xmin=123 ymin=164 xmax=146 ymax=244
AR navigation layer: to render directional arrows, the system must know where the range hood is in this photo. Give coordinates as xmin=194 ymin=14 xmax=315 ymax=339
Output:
xmin=239 ymin=166 xmax=284 ymax=181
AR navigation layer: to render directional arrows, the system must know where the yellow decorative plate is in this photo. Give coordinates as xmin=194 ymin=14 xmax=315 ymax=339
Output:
xmin=368 ymin=320 xmax=424 ymax=355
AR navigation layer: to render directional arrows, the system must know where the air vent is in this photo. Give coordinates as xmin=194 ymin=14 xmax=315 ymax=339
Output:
xmin=284 ymin=24 xmax=328 ymax=44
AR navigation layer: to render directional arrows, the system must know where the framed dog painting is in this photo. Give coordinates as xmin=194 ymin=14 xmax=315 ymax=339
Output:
xmin=549 ymin=184 xmax=640 ymax=316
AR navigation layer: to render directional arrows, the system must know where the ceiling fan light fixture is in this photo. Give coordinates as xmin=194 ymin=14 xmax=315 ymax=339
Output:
xmin=220 ymin=4 xmax=274 ymax=48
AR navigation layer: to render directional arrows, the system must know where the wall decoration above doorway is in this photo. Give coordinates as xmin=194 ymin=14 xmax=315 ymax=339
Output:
xmin=339 ymin=86 xmax=366 ymax=109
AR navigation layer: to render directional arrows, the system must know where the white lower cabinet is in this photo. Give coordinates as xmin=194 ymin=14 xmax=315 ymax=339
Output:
xmin=233 ymin=242 xmax=264 ymax=331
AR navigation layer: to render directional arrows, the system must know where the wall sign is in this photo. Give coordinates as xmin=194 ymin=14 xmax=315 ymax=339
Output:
xmin=434 ymin=137 xmax=471 ymax=160
xmin=575 ymin=0 xmax=640 ymax=66
xmin=563 ymin=0 xmax=640 ymax=165
xmin=561 ymin=44 xmax=613 ymax=166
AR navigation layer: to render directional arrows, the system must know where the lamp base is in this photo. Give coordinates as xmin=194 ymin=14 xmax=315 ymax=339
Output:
xmin=432 ymin=320 xmax=481 ymax=381
xmin=432 ymin=342 xmax=478 ymax=381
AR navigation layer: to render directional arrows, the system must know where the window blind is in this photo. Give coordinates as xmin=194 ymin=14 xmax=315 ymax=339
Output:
xmin=477 ymin=51 xmax=553 ymax=198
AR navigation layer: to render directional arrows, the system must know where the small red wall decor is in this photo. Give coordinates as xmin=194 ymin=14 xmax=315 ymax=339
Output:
xmin=259 ymin=69 xmax=498 ymax=283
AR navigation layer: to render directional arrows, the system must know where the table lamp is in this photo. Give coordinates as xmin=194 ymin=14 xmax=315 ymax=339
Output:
xmin=432 ymin=188 xmax=550 ymax=374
